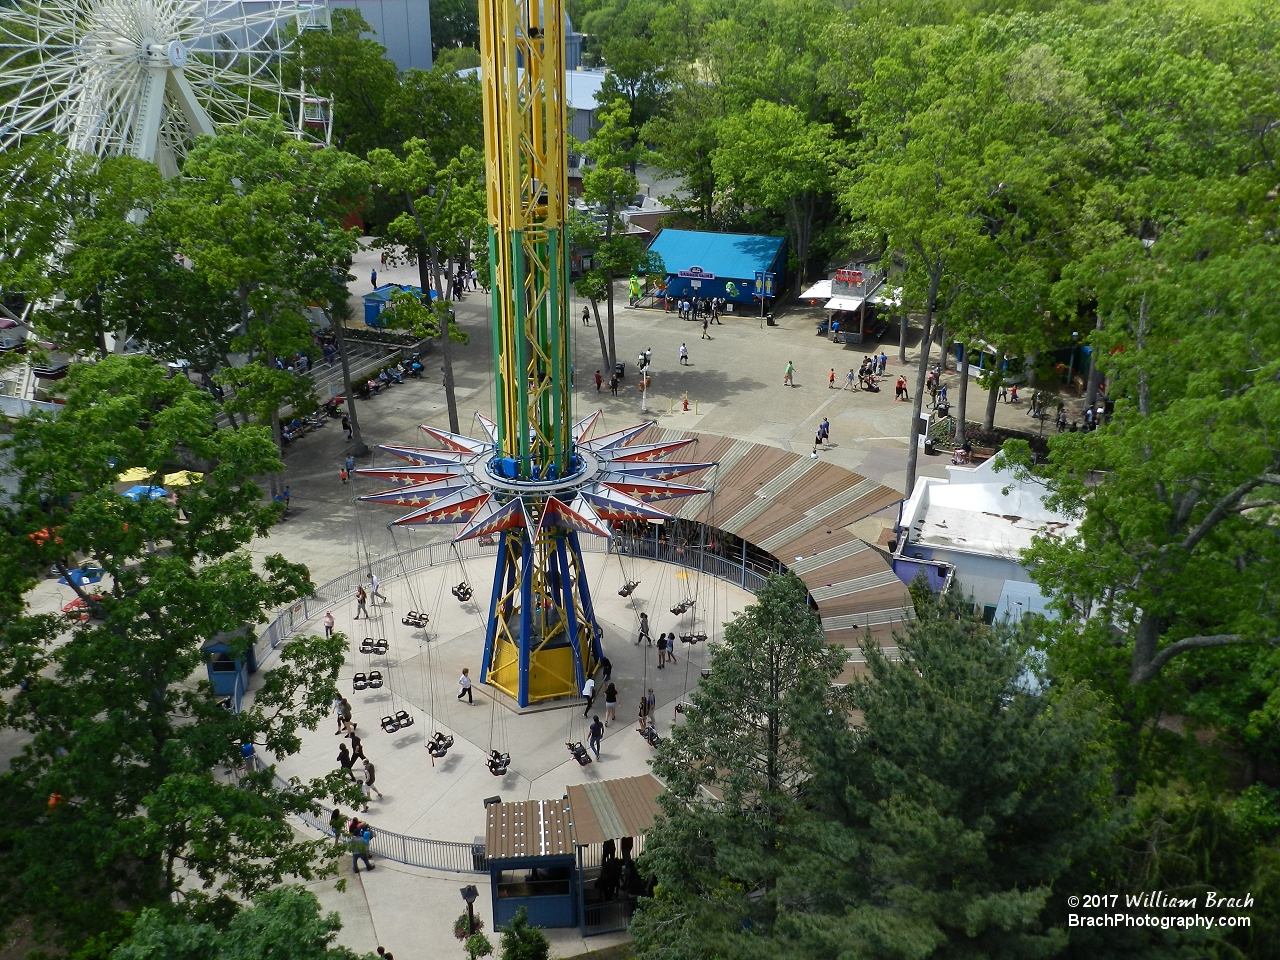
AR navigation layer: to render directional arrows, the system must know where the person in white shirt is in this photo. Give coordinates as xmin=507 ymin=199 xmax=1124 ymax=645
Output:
xmin=369 ymin=573 xmax=386 ymax=603
xmin=457 ymin=667 xmax=473 ymax=703
xmin=581 ymin=676 xmax=596 ymax=716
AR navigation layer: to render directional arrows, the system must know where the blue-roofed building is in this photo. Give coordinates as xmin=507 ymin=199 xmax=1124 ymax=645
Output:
xmin=363 ymin=284 xmax=432 ymax=326
xmin=648 ymin=229 xmax=787 ymax=306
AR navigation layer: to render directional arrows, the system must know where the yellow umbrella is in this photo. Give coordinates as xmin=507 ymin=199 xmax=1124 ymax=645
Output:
xmin=117 ymin=467 xmax=150 ymax=483
xmin=163 ymin=471 xmax=203 ymax=487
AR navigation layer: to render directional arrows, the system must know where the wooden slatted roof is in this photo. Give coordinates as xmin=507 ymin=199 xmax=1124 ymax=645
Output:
xmin=567 ymin=774 xmax=664 ymax=847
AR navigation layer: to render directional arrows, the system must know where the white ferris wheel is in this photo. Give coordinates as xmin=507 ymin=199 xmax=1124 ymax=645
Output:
xmin=0 ymin=0 xmax=331 ymax=176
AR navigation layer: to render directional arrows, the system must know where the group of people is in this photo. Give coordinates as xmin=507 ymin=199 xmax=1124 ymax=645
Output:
xmin=333 ymin=697 xmax=384 ymax=814
xmin=329 ymin=807 xmax=377 ymax=873
xmin=669 ymin=295 xmax=725 ymax=323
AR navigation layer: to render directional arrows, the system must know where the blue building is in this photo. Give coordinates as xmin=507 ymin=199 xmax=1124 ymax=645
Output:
xmin=647 ymin=229 xmax=787 ymax=306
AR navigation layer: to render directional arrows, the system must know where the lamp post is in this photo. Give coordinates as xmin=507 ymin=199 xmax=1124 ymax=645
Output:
xmin=460 ymin=884 xmax=479 ymax=936
xmin=639 ymin=348 xmax=651 ymax=414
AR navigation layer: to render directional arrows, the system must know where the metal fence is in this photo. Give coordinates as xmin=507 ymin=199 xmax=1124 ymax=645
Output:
xmin=249 ymin=756 xmax=488 ymax=873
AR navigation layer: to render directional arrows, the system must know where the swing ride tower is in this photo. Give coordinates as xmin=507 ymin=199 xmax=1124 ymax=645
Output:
xmin=476 ymin=0 xmax=596 ymax=706
xmin=355 ymin=0 xmax=716 ymax=709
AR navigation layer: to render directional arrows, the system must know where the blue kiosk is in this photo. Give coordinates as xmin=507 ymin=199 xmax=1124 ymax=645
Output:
xmin=362 ymin=284 xmax=433 ymax=326
xmin=201 ymin=624 xmax=259 ymax=700
xmin=647 ymin=229 xmax=787 ymax=307
xmin=484 ymin=774 xmax=663 ymax=936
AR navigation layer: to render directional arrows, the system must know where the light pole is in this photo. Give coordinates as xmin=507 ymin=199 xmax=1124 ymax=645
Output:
xmin=639 ymin=348 xmax=651 ymax=414
xmin=460 ymin=884 xmax=479 ymax=937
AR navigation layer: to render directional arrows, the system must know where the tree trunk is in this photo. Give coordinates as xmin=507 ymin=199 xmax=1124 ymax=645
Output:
xmin=592 ymin=298 xmax=609 ymax=371
xmin=898 ymin=312 xmax=909 ymax=364
xmin=269 ymin=412 xmax=284 ymax=496
xmin=605 ymin=276 xmax=617 ymax=372
xmin=901 ymin=267 xmax=942 ymax=499
xmin=955 ymin=345 xmax=969 ymax=445
xmin=421 ymin=245 xmax=461 ymax=434
xmin=1085 ymin=310 xmax=1104 ymax=412
xmin=937 ymin=323 xmax=948 ymax=371
xmin=983 ymin=374 xmax=1000 ymax=433
xmin=902 ymin=310 xmax=933 ymax=497
xmin=328 ymin=308 xmax=369 ymax=456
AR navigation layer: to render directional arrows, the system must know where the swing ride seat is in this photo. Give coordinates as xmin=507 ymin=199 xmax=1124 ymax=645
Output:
xmin=381 ymin=715 xmax=399 ymax=733
xmin=393 ymin=710 xmax=414 ymax=728
xmin=640 ymin=727 xmax=662 ymax=747
xmin=451 ymin=582 xmax=473 ymax=602
xmin=701 ymin=668 xmax=712 ymax=679
xmin=427 ymin=731 xmax=454 ymax=758
xmin=352 ymin=672 xmax=369 ymax=691
xmin=487 ymin=751 xmax=511 ymax=776
xmin=670 ymin=598 xmax=696 ymax=615
xmin=401 ymin=611 xmax=429 ymax=628
xmin=359 ymin=637 xmax=388 ymax=655
xmin=618 ymin=580 xmax=640 ymax=597
xmin=680 ymin=632 xmax=708 ymax=644
xmin=367 ymin=670 xmax=384 ymax=689
xmin=566 ymin=741 xmax=593 ymax=766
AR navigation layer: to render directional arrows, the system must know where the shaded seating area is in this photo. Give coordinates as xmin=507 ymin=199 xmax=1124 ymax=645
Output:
xmin=483 ymin=774 xmax=663 ymax=936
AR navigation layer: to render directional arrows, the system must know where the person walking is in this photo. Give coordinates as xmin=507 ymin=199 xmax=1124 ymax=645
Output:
xmin=783 ymin=360 xmax=794 ymax=387
xmin=701 ymin=316 xmax=710 ymax=340
xmin=656 ymin=633 xmax=667 ymax=668
xmin=829 ymin=368 xmax=836 ymax=389
xmin=601 ymin=656 xmax=612 ymax=681
xmin=360 ymin=759 xmax=383 ymax=811
xmin=369 ymin=573 xmax=387 ymax=603
xmin=323 ymin=610 xmax=335 ymax=638
xmin=340 ymin=467 xmax=349 ymax=484
xmin=636 ymin=612 xmax=650 ymax=645
xmin=588 ymin=715 xmax=605 ymax=760
xmin=666 ymin=634 xmax=677 ymax=665
xmin=604 ymin=682 xmax=618 ymax=725
xmin=680 ymin=343 xmax=689 ymax=365
xmin=457 ymin=667 xmax=473 ymax=703
xmin=878 ymin=352 xmax=887 ymax=376
xmin=335 ymin=696 xmax=353 ymax=735
xmin=646 ymin=687 xmax=656 ymax=717
xmin=581 ymin=675 xmax=596 ymax=716
xmin=636 ymin=694 xmax=649 ymax=733
xmin=354 ymin=584 xmax=368 ymax=619
xmin=609 ymin=373 xmax=619 ymax=396
xmin=348 ymin=729 xmax=366 ymax=761
xmin=582 ymin=305 xmax=591 ymax=325
xmin=845 ymin=368 xmax=856 ymax=390
xmin=345 ymin=454 xmax=355 ymax=479
xmin=819 ymin=418 xmax=830 ymax=446
xmin=594 ymin=370 xmax=603 ymax=392
xmin=337 ymin=742 xmax=357 ymax=781
xmin=350 ymin=825 xmax=374 ymax=873
xmin=895 ymin=375 xmax=909 ymax=401
xmin=341 ymin=414 xmax=352 ymax=441
xmin=370 ymin=268 xmax=378 ymax=288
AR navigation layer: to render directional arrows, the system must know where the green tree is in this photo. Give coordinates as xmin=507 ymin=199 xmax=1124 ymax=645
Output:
xmin=384 ymin=64 xmax=484 ymax=162
xmin=0 ymin=357 xmax=356 ymax=955
xmin=162 ymin=120 xmax=365 ymax=464
xmin=633 ymin=572 xmax=846 ymax=958
xmin=368 ymin=141 xmax=485 ymax=433
xmin=430 ymin=0 xmax=480 ymax=59
xmin=712 ymin=101 xmax=834 ymax=298
xmin=578 ymin=99 xmax=651 ymax=371
xmin=289 ymin=8 xmax=400 ymax=157
xmin=634 ymin=592 xmax=1116 ymax=960
xmin=112 ymin=886 xmax=376 ymax=960
xmin=498 ymin=906 xmax=549 ymax=960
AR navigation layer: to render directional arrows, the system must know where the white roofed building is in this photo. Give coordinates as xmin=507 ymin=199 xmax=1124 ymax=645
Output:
xmin=891 ymin=457 xmax=1078 ymax=622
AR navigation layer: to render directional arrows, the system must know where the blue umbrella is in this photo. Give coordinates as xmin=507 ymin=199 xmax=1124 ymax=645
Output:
xmin=123 ymin=485 xmax=170 ymax=501
xmin=59 ymin=567 xmax=103 ymax=586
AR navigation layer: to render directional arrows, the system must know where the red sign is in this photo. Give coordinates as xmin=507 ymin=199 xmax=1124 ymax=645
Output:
xmin=834 ymin=269 xmax=864 ymax=283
